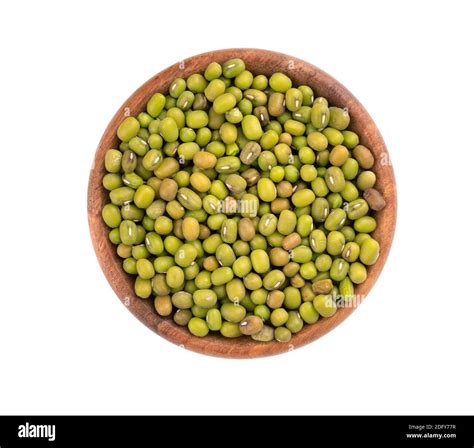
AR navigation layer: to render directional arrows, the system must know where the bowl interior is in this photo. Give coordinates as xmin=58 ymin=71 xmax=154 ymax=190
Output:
xmin=88 ymin=48 xmax=397 ymax=358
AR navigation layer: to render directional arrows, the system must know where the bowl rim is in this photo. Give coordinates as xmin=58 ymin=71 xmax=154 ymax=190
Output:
xmin=87 ymin=48 xmax=397 ymax=358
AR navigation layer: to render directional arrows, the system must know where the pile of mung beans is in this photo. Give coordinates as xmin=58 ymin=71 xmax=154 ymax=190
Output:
xmin=101 ymin=58 xmax=386 ymax=343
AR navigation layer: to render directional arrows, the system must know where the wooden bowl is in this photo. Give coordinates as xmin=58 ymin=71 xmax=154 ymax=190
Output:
xmin=88 ymin=48 xmax=397 ymax=358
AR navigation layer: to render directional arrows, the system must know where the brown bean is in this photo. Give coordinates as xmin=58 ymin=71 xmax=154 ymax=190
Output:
xmin=154 ymin=295 xmax=172 ymax=316
xmin=203 ymin=256 xmax=219 ymax=271
xmin=241 ymin=168 xmax=261 ymax=186
xmin=293 ymin=182 xmax=306 ymax=193
xmin=193 ymin=151 xmax=217 ymax=169
xmin=159 ymin=178 xmax=178 ymax=201
xmin=271 ymin=198 xmax=290 ymax=214
xmin=269 ymin=247 xmax=290 ymax=266
xmin=363 ymin=188 xmax=386 ymax=211
xmin=268 ymin=92 xmax=285 ymax=116
xmin=267 ymin=290 xmax=285 ymax=309
xmin=290 ymin=274 xmax=305 ymax=288
xmin=199 ymin=224 xmax=211 ymax=239
xmin=240 ymin=141 xmax=262 ymax=165
xmin=278 ymin=132 xmax=292 ymax=145
xmin=254 ymin=106 xmax=270 ymax=126
xmin=277 ymin=181 xmax=293 ymax=198
xmin=174 ymin=309 xmax=192 ymax=326
xmin=238 ymin=218 xmax=256 ymax=241
xmin=182 ymin=217 xmax=200 ymax=241
xmin=239 ymin=315 xmax=264 ymax=335
xmin=301 ymin=284 xmax=316 ymax=302
xmin=173 ymin=219 xmax=184 ymax=239
xmin=312 ymin=279 xmax=333 ymax=294
xmin=353 ymin=145 xmax=374 ymax=169
xmin=282 ymin=233 xmax=302 ymax=251
xmin=329 ymin=145 xmax=349 ymax=166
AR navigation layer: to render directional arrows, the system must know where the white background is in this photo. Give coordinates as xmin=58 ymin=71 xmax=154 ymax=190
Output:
xmin=1 ymin=0 xmax=473 ymax=415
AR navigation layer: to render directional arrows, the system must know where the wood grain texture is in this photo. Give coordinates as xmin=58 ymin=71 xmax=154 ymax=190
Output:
xmin=87 ymin=48 xmax=397 ymax=358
